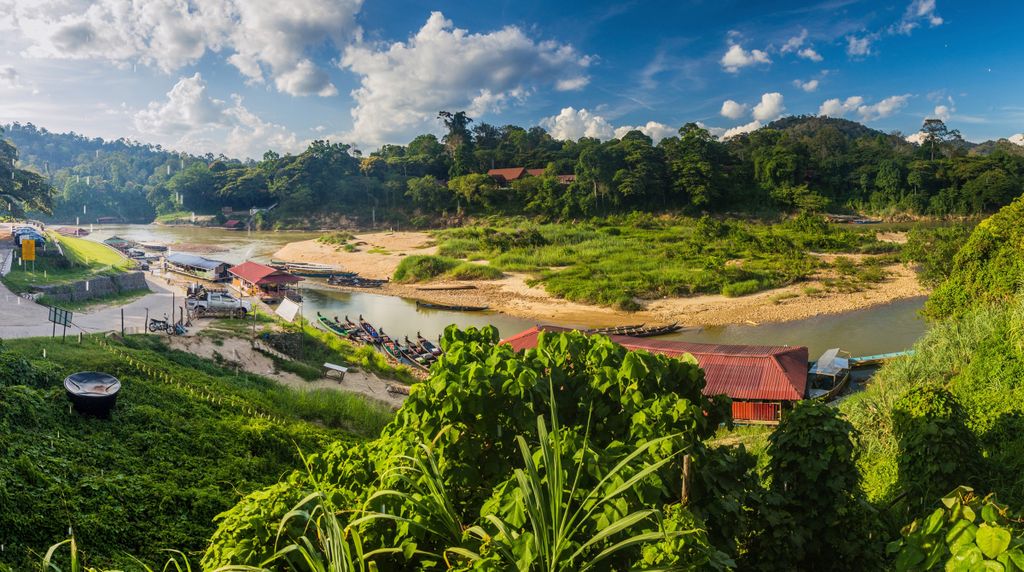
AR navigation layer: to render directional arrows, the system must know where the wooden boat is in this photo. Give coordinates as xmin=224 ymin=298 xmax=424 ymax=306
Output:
xmin=415 ymin=284 xmax=477 ymax=291
xmin=416 ymin=300 xmax=489 ymax=312
xmin=398 ymin=340 xmax=432 ymax=372
xmin=64 ymin=371 xmax=121 ymax=416
xmin=377 ymin=328 xmax=405 ymax=362
xmin=586 ymin=323 xmax=682 ymax=338
xmin=417 ymin=332 xmax=443 ymax=357
xmin=270 ymin=261 xmax=350 ymax=278
xmin=329 ymin=275 xmax=387 ymax=288
xmin=406 ymin=336 xmax=438 ymax=362
xmin=849 ymin=350 xmax=914 ymax=367
xmin=317 ymin=312 xmax=359 ymax=340
xmin=357 ymin=315 xmax=382 ymax=343
xmin=140 ymin=243 xmax=168 ymax=252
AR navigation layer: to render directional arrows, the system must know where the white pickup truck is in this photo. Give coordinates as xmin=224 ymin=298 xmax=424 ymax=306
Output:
xmin=187 ymin=291 xmax=252 ymax=317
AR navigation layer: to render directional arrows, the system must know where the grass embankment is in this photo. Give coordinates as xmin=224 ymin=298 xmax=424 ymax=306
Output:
xmin=0 ymin=334 xmax=393 ymax=570
xmin=2 ymin=232 xmax=132 ymax=294
xmin=393 ymin=254 xmax=503 ymax=283
xmin=205 ymin=313 xmax=416 ymax=384
xmin=432 ymin=215 xmax=896 ymax=310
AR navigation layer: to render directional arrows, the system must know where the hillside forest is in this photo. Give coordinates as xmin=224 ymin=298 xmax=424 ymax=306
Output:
xmin=4 ymin=114 xmax=1024 ymax=226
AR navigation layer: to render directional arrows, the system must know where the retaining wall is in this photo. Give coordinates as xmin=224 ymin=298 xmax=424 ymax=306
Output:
xmin=33 ymin=271 xmax=150 ymax=303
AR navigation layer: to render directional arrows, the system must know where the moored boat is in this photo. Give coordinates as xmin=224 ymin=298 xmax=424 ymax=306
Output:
xmin=417 ymin=332 xmax=443 ymax=357
xmin=415 ymin=300 xmax=489 ymax=312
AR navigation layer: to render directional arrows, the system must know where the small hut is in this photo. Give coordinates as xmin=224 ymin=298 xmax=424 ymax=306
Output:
xmin=228 ymin=261 xmax=302 ymax=302
xmin=103 ymin=235 xmax=133 ymax=250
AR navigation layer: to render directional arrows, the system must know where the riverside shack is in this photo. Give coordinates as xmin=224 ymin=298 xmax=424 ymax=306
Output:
xmin=228 ymin=261 xmax=303 ymax=303
xmin=502 ymin=326 xmax=808 ymax=424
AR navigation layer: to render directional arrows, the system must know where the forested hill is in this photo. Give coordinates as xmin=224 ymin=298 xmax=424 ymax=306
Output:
xmin=4 ymin=115 xmax=1024 ymax=227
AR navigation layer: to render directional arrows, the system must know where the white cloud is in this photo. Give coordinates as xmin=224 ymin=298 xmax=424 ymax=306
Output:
xmin=613 ymin=121 xmax=676 ymax=143
xmin=720 ymin=99 xmax=749 ymax=119
xmin=340 ymin=12 xmax=591 ymax=147
xmin=720 ymin=43 xmax=771 ymax=73
xmin=540 ymin=108 xmax=677 ymax=144
xmin=540 ymin=107 xmax=614 ymax=141
xmin=1008 ymin=134 xmax=1024 ymax=146
xmin=4 ymin=0 xmax=361 ymax=97
xmin=818 ymin=96 xmax=865 ymax=117
xmin=793 ymin=79 xmax=819 ymax=92
xmin=846 ymin=35 xmax=873 ymax=56
xmin=857 ymin=94 xmax=911 ymax=120
xmin=133 ymin=73 xmax=300 ymax=159
xmin=752 ymin=92 xmax=785 ymax=121
xmin=896 ymin=0 xmax=943 ymax=34
xmin=695 ymin=122 xmax=727 ymax=139
xmin=780 ymin=29 xmax=808 ymax=54
xmin=906 ymin=131 xmax=928 ymax=144
xmin=723 ymin=120 xmax=762 ymax=139
xmin=934 ymin=104 xmax=952 ymax=121
xmin=798 ymin=47 xmax=823 ymax=62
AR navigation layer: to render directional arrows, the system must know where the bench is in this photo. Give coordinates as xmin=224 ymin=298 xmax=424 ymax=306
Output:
xmin=323 ymin=362 xmax=349 ymax=381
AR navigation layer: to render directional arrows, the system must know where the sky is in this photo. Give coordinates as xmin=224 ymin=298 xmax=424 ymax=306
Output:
xmin=0 ymin=0 xmax=1022 ymax=159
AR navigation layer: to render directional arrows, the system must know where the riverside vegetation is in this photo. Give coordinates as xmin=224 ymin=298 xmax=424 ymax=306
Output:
xmin=3 ymin=114 xmax=1024 ymax=228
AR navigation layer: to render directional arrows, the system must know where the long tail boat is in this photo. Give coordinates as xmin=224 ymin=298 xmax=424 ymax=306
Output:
xmin=357 ymin=315 xmax=382 ymax=344
xmin=406 ymin=336 xmax=438 ymax=362
xmin=586 ymin=323 xmax=682 ymax=338
xmin=417 ymin=332 xmax=443 ymax=356
xmin=398 ymin=340 xmax=432 ymax=372
xmin=416 ymin=300 xmax=489 ymax=312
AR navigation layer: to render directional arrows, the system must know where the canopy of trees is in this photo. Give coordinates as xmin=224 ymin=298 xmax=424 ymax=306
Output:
xmin=5 ymin=115 xmax=1024 ymax=225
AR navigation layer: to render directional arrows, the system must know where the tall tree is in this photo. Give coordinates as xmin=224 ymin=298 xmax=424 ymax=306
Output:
xmin=438 ymin=110 xmax=474 ymax=178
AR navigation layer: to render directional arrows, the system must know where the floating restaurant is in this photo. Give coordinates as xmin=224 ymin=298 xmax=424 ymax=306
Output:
xmin=502 ymin=325 xmax=810 ymax=424
xmin=228 ymin=261 xmax=303 ymax=303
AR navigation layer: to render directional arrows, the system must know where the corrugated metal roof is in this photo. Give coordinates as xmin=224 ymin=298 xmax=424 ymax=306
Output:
xmin=501 ymin=326 xmax=808 ymax=402
xmin=166 ymin=252 xmax=228 ymax=271
xmin=487 ymin=167 xmax=527 ymax=181
xmin=229 ymin=261 xmax=302 ymax=285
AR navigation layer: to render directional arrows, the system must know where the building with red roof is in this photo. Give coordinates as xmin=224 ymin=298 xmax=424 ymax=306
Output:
xmin=501 ymin=325 xmax=809 ymax=423
xmin=487 ymin=167 xmax=576 ymax=187
xmin=228 ymin=261 xmax=302 ymax=303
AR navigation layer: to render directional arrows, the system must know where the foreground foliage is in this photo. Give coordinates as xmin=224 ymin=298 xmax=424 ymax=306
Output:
xmin=0 ymin=335 xmax=389 ymax=569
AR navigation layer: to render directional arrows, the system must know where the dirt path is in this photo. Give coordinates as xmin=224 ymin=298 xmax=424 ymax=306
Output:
xmin=275 ymin=231 xmax=929 ymax=328
xmin=167 ymin=334 xmax=406 ymax=408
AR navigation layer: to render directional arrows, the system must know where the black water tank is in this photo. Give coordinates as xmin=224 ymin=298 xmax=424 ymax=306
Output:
xmin=64 ymin=371 xmax=121 ymax=416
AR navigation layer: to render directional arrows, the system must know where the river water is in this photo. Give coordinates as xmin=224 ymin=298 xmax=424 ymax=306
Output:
xmin=84 ymin=224 xmax=928 ymax=358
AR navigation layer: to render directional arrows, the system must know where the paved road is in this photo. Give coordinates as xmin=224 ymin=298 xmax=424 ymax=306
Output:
xmin=0 ymin=261 xmax=191 ymax=340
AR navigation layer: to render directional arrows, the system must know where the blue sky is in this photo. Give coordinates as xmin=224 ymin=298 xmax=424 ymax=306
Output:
xmin=0 ymin=0 xmax=1021 ymax=159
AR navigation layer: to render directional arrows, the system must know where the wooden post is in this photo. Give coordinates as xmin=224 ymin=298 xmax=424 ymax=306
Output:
xmin=680 ymin=454 xmax=692 ymax=505
xmin=120 ymin=308 xmax=124 ymax=336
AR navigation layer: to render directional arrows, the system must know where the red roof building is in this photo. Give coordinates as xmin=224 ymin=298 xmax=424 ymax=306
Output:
xmin=502 ymin=326 xmax=809 ymax=423
xmin=487 ymin=167 xmax=576 ymax=187
xmin=223 ymin=219 xmax=245 ymax=230
xmin=228 ymin=261 xmax=302 ymax=302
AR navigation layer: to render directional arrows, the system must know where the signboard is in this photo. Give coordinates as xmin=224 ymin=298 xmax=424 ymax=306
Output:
xmin=275 ymin=297 xmax=300 ymax=323
xmin=22 ymin=238 xmax=35 ymax=262
xmin=48 ymin=306 xmax=73 ymax=327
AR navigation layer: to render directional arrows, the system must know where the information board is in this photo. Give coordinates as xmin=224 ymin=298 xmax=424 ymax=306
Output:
xmin=22 ymin=238 xmax=35 ymax=262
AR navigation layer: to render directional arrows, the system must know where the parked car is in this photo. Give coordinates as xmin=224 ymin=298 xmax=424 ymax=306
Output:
xmin=186 ymin=291 xmax=252 ymax=317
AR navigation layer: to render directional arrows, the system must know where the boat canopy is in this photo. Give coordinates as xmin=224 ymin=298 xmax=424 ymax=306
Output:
xmin=809 ymin=348 xmax=850 ymax=377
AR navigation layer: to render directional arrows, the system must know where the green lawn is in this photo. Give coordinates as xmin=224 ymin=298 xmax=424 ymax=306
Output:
xmin=2 ymin=233 xmax=133 ymax=293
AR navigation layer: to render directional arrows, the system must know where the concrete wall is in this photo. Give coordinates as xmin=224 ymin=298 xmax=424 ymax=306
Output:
xmin=34 ymin=271 xmax=149 ymax=303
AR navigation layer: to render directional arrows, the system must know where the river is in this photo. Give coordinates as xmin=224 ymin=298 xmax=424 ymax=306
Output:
xmin=84 ymin=224 xmax=928 ymax=358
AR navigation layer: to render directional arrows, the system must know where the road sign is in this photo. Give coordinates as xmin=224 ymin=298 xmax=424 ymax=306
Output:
xmin=22 ymin=238 xmax=35 ymax=261
xmin=48 ymin=306 xmax=73 ymax=327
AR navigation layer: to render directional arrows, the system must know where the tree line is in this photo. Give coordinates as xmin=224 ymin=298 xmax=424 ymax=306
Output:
xmin=4 ymin=114 xmax=1024 ymax=225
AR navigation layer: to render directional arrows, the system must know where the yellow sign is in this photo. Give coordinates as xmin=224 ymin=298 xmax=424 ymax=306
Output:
xmin=22 ymin=239 xmax=36 ymax=262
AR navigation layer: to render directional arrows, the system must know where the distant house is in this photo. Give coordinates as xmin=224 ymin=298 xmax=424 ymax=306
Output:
xmin=228 ymin=261 xmax=303 ymax=303
xmin=102 ymin=235 xmax=134 ymax=250
xmin=221 ymin=206 xmax=234 ymax=215
xmin=165 ymin=253 xmax=230 ymax=282
xmin=96 ymin=216 xmax=121 ymax=224
xmin=502 ymin=325 xmax=809 ymax=424
xmin=486 ymin=167 xmax=575 ymax=187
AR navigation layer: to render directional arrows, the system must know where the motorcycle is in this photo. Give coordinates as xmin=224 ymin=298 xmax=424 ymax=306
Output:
xmin=148 ymin=315 xmax=170 ymax=333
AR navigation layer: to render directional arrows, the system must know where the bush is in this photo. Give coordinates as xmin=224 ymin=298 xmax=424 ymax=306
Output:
xmin=722 ymin=279 xmax=762 ymax=297
xmin=392 ymin=255 xmax=459 ymax=283
xmin=447 ymin=262 xmax=503 ymax=280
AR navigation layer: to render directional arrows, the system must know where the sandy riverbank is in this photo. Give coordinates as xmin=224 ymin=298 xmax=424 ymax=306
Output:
xmin=273 ymin=231 xmax=929 ymax=328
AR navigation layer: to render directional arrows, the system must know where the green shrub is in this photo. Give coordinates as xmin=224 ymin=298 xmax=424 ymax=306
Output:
xmin=447 ymin=262 xmax=503 ymax=280
xmin=392 ymin=255 xmax=459 ymax=283
xmin=722 ymin=279 xmax=762 ymax=297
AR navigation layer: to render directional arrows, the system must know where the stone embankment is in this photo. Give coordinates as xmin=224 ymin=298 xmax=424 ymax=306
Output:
xmin=33 ymin=272 xmax=150 ymax=303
